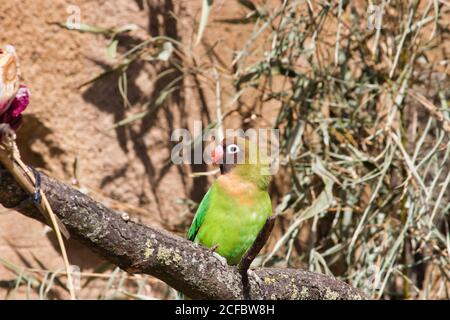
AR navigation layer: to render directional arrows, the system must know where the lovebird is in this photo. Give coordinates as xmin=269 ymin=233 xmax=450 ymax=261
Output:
xmin=187 ymin=136 xmax=273 ymax=266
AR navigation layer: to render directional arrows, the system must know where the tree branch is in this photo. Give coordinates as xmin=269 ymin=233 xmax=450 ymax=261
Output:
xmin=0 ymin=165 xmax=366 ymax=300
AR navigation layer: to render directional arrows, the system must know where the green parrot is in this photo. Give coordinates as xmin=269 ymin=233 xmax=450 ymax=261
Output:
xmin=187 ymin=136 xmax=273 ymax=266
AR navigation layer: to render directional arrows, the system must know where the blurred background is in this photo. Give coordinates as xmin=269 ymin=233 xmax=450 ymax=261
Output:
xmin=0 ymin=0 xmax=449 ymax=300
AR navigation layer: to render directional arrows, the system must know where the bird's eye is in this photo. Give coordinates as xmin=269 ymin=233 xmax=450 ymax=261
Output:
xmin=226 ymin=144 xmax=240 ymax=154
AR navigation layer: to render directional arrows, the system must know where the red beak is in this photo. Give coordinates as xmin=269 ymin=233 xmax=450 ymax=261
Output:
xmin=211 ymin=145 xmax=223 ymax=164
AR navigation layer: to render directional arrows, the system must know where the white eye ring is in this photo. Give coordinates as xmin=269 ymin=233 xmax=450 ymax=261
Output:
xmin=227 ymin=144 xmax=240 ymax=154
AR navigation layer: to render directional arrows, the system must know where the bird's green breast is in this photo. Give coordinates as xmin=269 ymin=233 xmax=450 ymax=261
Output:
xmin=194 ymin=178 xmax=272 ymax=265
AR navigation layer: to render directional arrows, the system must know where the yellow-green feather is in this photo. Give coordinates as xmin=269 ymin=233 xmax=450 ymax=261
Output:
xmin=187 ymin=180 xmax=272 ymax=265
xmin=186 ymin=136 xmax=272 ymax=265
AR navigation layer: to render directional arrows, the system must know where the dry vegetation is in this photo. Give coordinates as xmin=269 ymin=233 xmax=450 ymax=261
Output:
xmin=1 ymin=0 xmax=449 ymax=299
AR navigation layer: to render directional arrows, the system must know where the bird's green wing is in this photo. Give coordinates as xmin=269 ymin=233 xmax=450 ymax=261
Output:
xmin=187 ymin=188 xmax=212 ymax=241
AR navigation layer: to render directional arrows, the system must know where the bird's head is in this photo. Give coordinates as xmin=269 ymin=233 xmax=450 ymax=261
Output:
xmin=210 ymin=135 xmax=271 ymax=189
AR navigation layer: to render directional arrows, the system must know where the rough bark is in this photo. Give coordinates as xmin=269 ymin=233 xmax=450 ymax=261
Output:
xmin=0 ymin=165 xmax=366 ymax=300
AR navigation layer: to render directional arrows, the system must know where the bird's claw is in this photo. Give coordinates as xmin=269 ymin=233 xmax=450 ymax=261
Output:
xmin=212 ymin=251 xmax=227 ymax=265
xmin=246 ymin=269 xmax=256 ymax=278
xmin=246 ymin=269 xmax=263 ymax=286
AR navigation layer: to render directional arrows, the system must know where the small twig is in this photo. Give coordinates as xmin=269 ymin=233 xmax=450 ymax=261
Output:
xmin=334 ymin=0 xmax=343 ymax=66
xmin=213 ymin=67 xmax=224 ymax=142
xmin=408 ymin=90 xmax=450 ymax=134
xmin=0 ymin=125 xmax=75 ymax=300
xmin=371 ymin=0 xmax=386 ymax=59
xmin=389 ymin=3 xmax=416 ymax=78
xmin=390 ymin=131 xmax=430 ymax=200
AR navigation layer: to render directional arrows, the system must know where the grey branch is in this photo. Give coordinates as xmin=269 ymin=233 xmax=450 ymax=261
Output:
xmin=0 ymin=165 xmax=365 ymax=300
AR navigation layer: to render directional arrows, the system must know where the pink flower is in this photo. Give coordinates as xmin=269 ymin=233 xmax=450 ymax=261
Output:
xmin=0 ymin=45 xmax=20 ymax=115
xmin=0 ymin=85 xmax=30 ymax=131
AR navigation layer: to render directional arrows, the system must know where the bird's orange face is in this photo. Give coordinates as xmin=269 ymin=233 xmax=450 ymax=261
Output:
xmin=0 ymin=45 xmax=20 ymax=114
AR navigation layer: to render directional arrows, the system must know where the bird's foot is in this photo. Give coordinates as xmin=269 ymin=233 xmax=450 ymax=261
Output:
xmin=246 ymin=269 xmax=263 ymax=286
xmin=212 ymin=251 xmax=227 ymax=265
xmin=246 ymin=269 xmax=256 ymax=278
xmin=210 ymin=244 xmax=227 ymax=265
